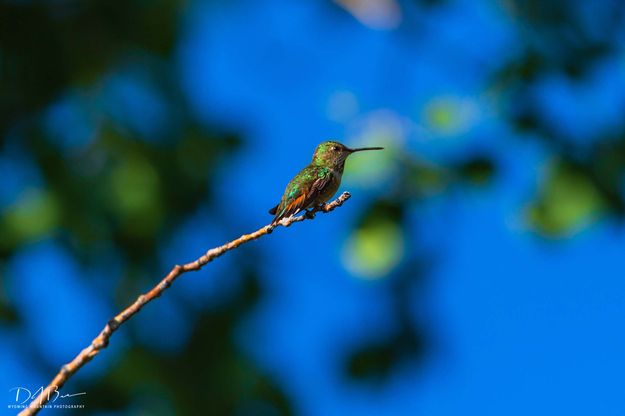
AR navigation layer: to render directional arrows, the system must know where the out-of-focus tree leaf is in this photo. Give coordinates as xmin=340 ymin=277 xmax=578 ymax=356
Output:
xmin=343 ymin=219 xmax=405 ymax=279
xmin=456 ymin=156 xmax=496 ymax=186
xmin=526 ymin=160 xmax=605 ymax=237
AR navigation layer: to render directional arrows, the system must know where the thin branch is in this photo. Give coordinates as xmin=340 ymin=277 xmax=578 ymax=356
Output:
xmin=18 ymin=192 xmax=352 ymax=416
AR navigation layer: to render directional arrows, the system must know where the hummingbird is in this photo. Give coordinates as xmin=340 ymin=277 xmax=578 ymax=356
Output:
xmin=269 ymin=141 xmax=384 ymax=224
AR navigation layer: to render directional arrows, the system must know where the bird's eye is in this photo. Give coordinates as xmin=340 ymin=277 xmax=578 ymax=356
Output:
xmin=332 ymin=146 xmax=339 ymax=151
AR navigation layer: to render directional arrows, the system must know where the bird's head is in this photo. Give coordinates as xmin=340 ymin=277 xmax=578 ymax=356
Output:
xmin=311 ymin=141 xmax=383 ymax=169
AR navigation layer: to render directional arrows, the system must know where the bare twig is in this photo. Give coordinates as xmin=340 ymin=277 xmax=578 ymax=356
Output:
xmin=18 ymin=192 xmax=352 ymax=416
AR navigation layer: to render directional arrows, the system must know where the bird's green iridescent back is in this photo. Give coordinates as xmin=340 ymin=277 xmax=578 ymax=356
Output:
xmin=272 ymin=164 xmax=340 ymax=222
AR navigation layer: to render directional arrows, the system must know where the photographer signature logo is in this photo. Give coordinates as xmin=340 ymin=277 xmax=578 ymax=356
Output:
xmin=7 ymin=386 xmax=86 ymax=410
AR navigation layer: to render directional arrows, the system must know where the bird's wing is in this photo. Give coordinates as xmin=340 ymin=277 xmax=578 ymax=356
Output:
xmin=271 ymin=167 xmax=333 ymax=224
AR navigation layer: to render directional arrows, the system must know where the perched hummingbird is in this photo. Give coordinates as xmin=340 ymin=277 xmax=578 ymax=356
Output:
xmin=269 ymin=141 xmax=384 ymax=224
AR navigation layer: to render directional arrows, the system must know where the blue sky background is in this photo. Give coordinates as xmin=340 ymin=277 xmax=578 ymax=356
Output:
xmin=2 ymin=0 xmax=625 ymax=414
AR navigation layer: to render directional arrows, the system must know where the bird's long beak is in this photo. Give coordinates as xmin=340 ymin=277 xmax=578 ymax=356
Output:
xmin=347 ymin=146 xmax=384 ymax=153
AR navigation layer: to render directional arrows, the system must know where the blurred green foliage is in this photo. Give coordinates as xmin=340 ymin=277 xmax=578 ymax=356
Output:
xmin=339 ymin=0 xmax=625 ymax=383
xmin=493 ymin=0 xmax=625 ymax=236
xmin=1 ymin=1 xmax=291 ymax=414
xmin=343 ymin=219 xmax=405 ymax=279
xmin=0 ymin=0 xmax=180 ymax=138
xmin=526 ymin=160 xmax=605 ymax=236
xmin=86 ymin=273 xmax=292 ymax=415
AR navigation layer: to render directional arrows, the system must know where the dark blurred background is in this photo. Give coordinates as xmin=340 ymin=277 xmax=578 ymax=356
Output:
xmin=1 ymin=0 xmax=625 ymax=414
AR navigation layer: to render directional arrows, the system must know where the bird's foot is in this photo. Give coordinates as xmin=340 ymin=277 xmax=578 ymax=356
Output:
xmin=304 ymin=209 xmax=316 ymax=219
